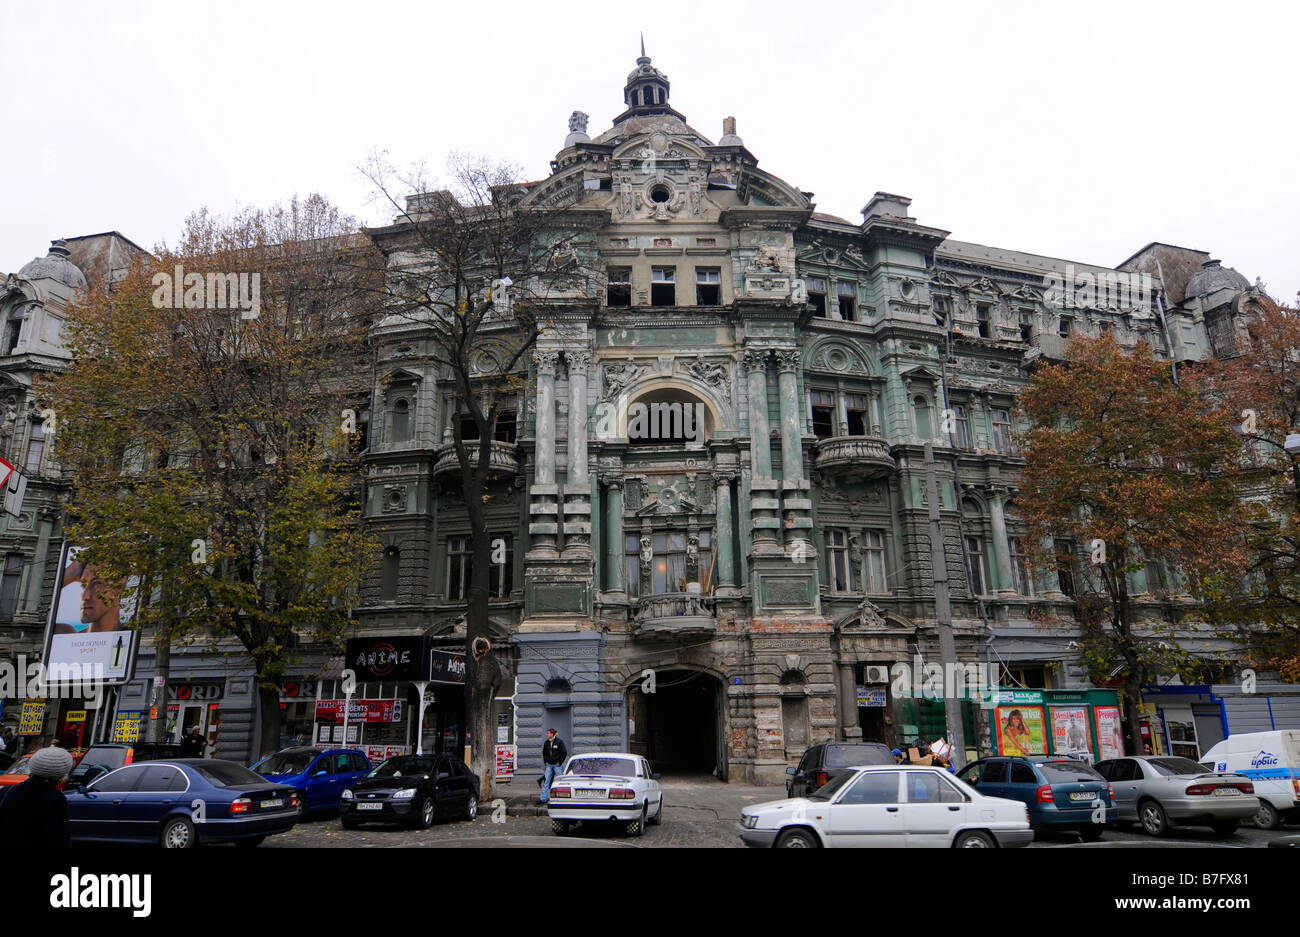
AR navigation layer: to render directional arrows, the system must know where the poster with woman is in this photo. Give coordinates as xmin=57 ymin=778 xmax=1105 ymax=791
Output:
xmin=1095 ymin=705 xmax=1125 ymax=759
xmin=42 ymin=544 xmax=138 ymax=684
xmin=995 ymin=706 xmax=1046 ymax=756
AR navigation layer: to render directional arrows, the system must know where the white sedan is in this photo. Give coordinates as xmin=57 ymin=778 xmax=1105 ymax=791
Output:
xmin=547 ymin=752 xmax=664 ymax=837
xmin=738 ymin=765 xmax=1034 ymax=848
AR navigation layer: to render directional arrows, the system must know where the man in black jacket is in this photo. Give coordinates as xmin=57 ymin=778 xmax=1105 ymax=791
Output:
xmin=0 ymin=746 xmax=73 ymax=847
xmin=540 ymin=729 xmax=567 ymax=804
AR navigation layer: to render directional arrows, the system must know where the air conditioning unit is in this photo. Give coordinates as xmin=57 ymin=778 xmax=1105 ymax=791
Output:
xmin=863 ymin=664 xmax=891 ymax=685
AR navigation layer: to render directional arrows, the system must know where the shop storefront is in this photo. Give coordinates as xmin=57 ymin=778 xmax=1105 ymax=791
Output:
xmin=978 ymin=689 xmax=1124 ymax=763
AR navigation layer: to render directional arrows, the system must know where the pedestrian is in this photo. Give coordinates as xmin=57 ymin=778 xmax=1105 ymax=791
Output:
xmin=0 ymin=745 xmax=74 ymax=847
xmin=539 ymin=728 xmax=567 ymax=804
xmin=891 ymin=748 xmax=904 ymax=764
xmin=178 ymin=727 xmax=208 ymax=758
xmin=0 ymin=727 xmax=13 ymax=755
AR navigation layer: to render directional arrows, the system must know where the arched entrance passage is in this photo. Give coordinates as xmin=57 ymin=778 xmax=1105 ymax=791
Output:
xmin=627 ymin=669 xmax=726 ymax=779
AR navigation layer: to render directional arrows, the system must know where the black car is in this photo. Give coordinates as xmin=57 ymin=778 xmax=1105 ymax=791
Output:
xmin=68 ymin=743 xmax=186 ymax=787
xmin=786 ymin=741 xmax=895 ymax=798
xmin=339 ymin=754 xmax=479 ymax=829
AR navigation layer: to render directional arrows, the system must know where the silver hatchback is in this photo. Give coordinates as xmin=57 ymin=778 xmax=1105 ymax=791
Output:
xmin=1095 ymin=755 xmax=1260 ymax=837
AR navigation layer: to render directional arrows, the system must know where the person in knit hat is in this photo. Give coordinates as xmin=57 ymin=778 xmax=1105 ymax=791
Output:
xmin=0 ymin=745 xmax=73 ymax=847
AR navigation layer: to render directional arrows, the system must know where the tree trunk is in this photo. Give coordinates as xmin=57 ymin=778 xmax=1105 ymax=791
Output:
xmin=1122 ymin=672 xmax=1145 ymax=756
xmin=150 ymin=633 xmax=171 ymax=744
xmin=257 ymin=683 xmax=282 ymax=759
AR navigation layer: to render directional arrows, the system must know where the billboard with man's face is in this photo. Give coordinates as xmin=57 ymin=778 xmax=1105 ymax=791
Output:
xmin=41 ymin=543 xmax=138 ymax=686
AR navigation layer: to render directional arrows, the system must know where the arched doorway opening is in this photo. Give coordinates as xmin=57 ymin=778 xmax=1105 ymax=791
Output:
xmin=627 ymin=669 xmax=725 ymax=778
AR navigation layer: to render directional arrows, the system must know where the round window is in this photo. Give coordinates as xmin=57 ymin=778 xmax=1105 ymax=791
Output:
xmin=649 ymin=185 xmax=672 ymax=204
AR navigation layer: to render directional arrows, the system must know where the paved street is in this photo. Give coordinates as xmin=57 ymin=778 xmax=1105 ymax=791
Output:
xmin=264 ymin=777 xmax=1291 ymax=848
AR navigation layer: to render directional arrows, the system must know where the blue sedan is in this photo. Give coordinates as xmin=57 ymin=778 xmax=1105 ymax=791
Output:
xmin=66 ymin=759 xmax=300 ymax=848
xmin=251 ymin=747 xmax=371 ymax=815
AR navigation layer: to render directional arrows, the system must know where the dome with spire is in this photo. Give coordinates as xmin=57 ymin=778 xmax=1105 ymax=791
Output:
xmin=1185 ymin=259 xmax=1250 ymax=299
xmin=623 ymin=37 xmax=672 ymax=113
xmin=18 ymin=239 xmax=87 ymax=291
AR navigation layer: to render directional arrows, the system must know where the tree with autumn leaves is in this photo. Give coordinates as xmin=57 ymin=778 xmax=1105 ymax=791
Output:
xmin=1017 ymin=335 xmax=1248 ymax=753
xmin=47 ymin=196 xmax=383 ymax=754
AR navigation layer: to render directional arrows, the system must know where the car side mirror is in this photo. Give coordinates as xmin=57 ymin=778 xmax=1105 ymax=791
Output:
xmin=314 ymin=770 xmax=327 ymax=777
xmin=437 ymin=772 xmax=450 ymax=781
xmin=652 ymin=772 xmax=662 ymax=780
xmin=77 ymin=784 xmax=87 ymax=795
xmin=785 ymin=767 xmax=797 ymax=775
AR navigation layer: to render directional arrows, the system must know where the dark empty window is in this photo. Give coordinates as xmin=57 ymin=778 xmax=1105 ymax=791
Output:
xmin=965 ymin=536 xmax=986 ymax=596
xmin=0 ymin=554 xmax=21 ymax=617
xmin=4 ymin=317 xmax=21 ymax=354
xmin=651 ymin=268 xmax=675 ymax=306
xmin=1019 ymin=311 xmax=1034 ymax=343
xmin=976 ymin=303 xmax=992 ymax=339
xmin=649 ymin=185 xmax=671 ymax=204
xmin=1054 ymin=539 xmax=1076 ymax=596
xmin=1058 ymin=316 xmax=1072 ymax=338
xmin=810 ymin=391 xmax=835 ymax=438
xmin=494 ymin=410 xmax=517 ymax=443
xmin=807 ymin=278 xmax=827 ymax=317
xmin=447 ymin=536 xmax=471 ymax=601
xmin=825 ymin=529 xmax=851 ymax=592
xmin=607 ymin=268 xmax=632 ymax=307
xmin=382 ymin=546 xmax=400 ymax=600
xmin=845 ymin=394 xmax=868 ymax=436
xmin=837 ymin=282 xmax=856 ymax=321
xmin=695 ymin=268 xmax=721 ymax=305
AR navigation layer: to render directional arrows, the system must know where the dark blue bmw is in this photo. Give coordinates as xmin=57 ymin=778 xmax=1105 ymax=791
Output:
xmin=66 ymin=759 xmax=300 ymax=848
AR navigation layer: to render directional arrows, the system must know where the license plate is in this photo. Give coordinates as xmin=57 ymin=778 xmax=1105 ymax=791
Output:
xmin=575 ymin=788 xmax=606 ymax=799
xmin=263 ymin=798 xmax=283 ymax=808
xmin=1213 ymin=787 xmax=1238 ymax=796
xmin=1069 ymin=792 xmax=1096 ymax=802
xmin=356 ymin=803 xmax=384 ymax=810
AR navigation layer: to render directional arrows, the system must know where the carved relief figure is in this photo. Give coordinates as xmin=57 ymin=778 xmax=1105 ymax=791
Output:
xmin=602 ymin=357 xmax=646 ymax=400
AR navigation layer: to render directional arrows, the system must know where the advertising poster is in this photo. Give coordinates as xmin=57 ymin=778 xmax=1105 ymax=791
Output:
xmin=1051 ymin=707 xmax=1092 ymax=760
xmin=18 ymin=698 xmax=46 ymax=735
xmin=43 ymin=544 xmax=138 ymax=685
xmin=1095 ymin=705 xmax=1125 ymax=759
xmin=111 ymin=711 xmax=145 ymax=744
xmin=995 ymin=705 xmax=1046 ymax=756
xmin=495 ymin=744 xmax=516 ymax=779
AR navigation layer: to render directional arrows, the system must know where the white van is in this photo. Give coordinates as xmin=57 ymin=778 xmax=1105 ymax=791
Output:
xmin=1200 ymin=730 xmax=1300 ymax=830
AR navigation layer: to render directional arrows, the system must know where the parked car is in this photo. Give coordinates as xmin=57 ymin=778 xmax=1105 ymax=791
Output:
xmin=0 ymin=756 xmax=37 ymax=790
xmin=1095 ymin=755 xmax=1259 ymax=836
xmin=739 ymin=764 xmax=1033 ymax=848
xmin=339 ymin=754 xmax=478 ymax=829
xmin=547 ymin=752 xmax=663 ymax=837
xmin=251 ymin=747 xmax=370 ymax=815
xmin=68 ymin=743 xmax=184 ymax=788
xmin=956 ymin=756 xmax=1114 ymax=840
xmin=65 ymin=759 xmax=299 ymax=848
xmin=785 ymin=741 xmax=896 ymax=798
xmin=1199 ymin=730 xmax=1300 ymax=830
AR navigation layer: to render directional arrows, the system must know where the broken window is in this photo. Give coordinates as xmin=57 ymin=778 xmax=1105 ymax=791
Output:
xmin=837 ymin=282 xmax=857 ymax=321
xmin=651 ymin=267 xmax=675 ymax=306
xmin=976 ymin=303 xmax=992 ymax=339
xmin=1058 ymin=316 xmax=1072 ymax=338
xmin=607 ymin=267 xmax=632 ymax=307
xmin=810 ymin=390 xmax=836 ymax=438
xmin=494 ymin=409 xmax=517 ymax=443
xmin=696 ymin=268 xmax=721 ymax=305
xmin=845 ymin=394 xmax=869 ymax=436
xmin=808 ymin=278 xmax=827 ymax=317
xmin=1019 ymin=310 xmax=1035 ymax=343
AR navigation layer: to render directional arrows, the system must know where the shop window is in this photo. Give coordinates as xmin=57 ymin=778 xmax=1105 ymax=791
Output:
xmin=695 ymin=268 xmax=721 ymax=305
xmin=825 ymin=529 xmax=851 ymax=592
xmin=650 ymin=267 xmax=675 ymax=306
xmin=381 ymin=546 xmax=400 ymax=600
xmin=837 ymin=282 xmax=857 ymax=321
xmin=1010 ymin=537 xmax=1034 ymax=596
xmin=976 ymin=303 xmax=992 ymax=339
xmin=807 ymin=278 xmax=827 ymax=317
xmin=810 ymin=391 xmax=835 ymax=438
xmin=0 ymin=554 xmax=21 ymax=618
xmin=845 ymin=394 xmax=869 ymax=436
xmin=964 ymin=536 xmax=987 ymax=596
xmin=607 ymin=267 xmax=632 ymax=307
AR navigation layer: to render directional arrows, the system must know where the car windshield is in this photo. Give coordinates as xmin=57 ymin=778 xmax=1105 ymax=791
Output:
xmin=1038 ymin=761 xmax=1103 ymax=782
xmin=368 ymin=758 xmax=436 ymax=779
xmin=193 ymin=763 xmax=270 ymax=788
xmin=1147 ymin=757 xmax=1212 ymax=777
xmin=808 ymin=770 xmax=857 ymax=801
xmin=566 ymin=757 xmax=636 ymax=778
xmin=255 ymin=751 xmax=317 ymax=775
xmin=825 ymin=744 xmax=892 ymax=768
xmin=8 ymin=757 xmax=32 ymax=777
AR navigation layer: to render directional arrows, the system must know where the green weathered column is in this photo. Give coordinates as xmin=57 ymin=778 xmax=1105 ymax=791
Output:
xmin=604 ymin=478 xmax=625 ymax=595
xmin=714 ymin=474 xmax=735 ymax=587
xmin=744 ymin=349 xmax=772 ymax=478
xmin=987 ymin=485 xmax=1014 ymax=593
xmin=775 ymin=349 xmax=804 ymax=483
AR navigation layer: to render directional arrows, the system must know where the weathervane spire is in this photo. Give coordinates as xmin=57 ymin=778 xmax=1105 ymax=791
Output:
xmin=640 ymin=32 xmax=645 ymax=58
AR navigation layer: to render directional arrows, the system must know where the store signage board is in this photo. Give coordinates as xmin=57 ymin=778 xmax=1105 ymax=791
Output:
xmin=428 ymin=649 xmax=466 ymax=686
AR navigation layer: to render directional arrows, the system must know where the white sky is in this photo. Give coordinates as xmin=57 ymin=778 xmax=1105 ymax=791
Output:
xmin=4 ymin=0 xmax=1297 ymax=301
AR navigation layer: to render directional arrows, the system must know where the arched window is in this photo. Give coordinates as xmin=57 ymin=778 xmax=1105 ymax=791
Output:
xmin=382 ymin=546 xmax=400 ymax=599
xmin=625 ymin=390 xmax=713 ymax=445
xmin=391 ymin=398 xmax=411 ymax=443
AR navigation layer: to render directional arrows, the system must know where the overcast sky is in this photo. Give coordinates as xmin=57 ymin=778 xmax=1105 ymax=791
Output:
xmin=4 ymin=0 xmax=1296 ymax=301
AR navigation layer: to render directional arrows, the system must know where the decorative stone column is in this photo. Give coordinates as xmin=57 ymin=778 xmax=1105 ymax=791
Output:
xmin=775 ymin=347 xmax=813 ymax=552
xmin=839 ymin=661 xmax=862 ymax=740
xmin=562 ymin=351 xmax=592 ymax=557
xmin=603 ymin=477 xmax=625 ymax=597
xmin=987 ymin=484 xmax=1014 ymax=594
xmin=835 ymin=380 xmax=849 ymax=436
xmin=713 ymin=473 xmax=736 ymax=589
xmin=528 ymin=350 xmax=560 ymax=557
xmin=744 ymin=348 xmax=781 ymax=555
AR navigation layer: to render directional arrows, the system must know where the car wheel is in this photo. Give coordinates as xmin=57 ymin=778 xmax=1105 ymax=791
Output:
xmin=1253 ymin=800 xmax=1280 ymax=830
xmin=1211 ymin=819 xmax=1239 ymax=836
xmin=1139 ymin=800 xmax=1169 ymax=837
xmin=234 ymin=836 xmax=265 ymax=849
xmin=464 ymin=793 xmax=478 ymax=822
xmin=775 ymin=828 xmax=819 ymax=848
xmin=551 ymin=818 xmax=570 ymax=835
xmin=160 ymin=816 xmax=197 ymax=849
xmin=625 ymin=804 xmax=647 ymax=837
xmin=341 ymin=817 xmax=360 ymax=830
xmin=1079 ymin=825 xmax=1104 ymax=842
xmin=954 ymin=831 xmax=996 ymax=848
xmin=415 ymin=796 xmax=435 ymax=829
xmin=294 ymin=791 xmax=307 ymax=818
xmin=649 ymin=795 xmax=663 ymax=826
